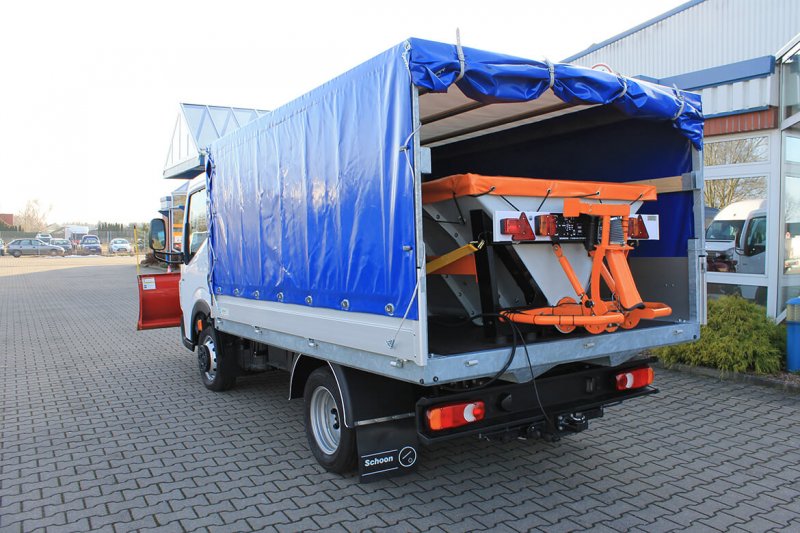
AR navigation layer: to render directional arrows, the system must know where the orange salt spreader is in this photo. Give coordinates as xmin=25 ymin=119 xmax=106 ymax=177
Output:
xmin=422 ymin=173 xmax=672 ymax=335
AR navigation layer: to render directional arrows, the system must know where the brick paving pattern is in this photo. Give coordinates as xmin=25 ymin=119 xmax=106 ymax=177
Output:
xmin=1 ymin=256 xmax=800 ymax=532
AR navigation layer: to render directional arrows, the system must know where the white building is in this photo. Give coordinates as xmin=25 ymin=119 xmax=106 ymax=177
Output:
xmin=564 ymin=0 xmax=800 ymax=318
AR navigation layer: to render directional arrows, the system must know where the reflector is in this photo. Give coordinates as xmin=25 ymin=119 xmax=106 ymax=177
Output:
xmin=628 ymin=215 xmax=649 ymax=240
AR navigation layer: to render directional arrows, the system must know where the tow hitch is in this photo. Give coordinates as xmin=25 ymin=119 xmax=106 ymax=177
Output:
xmin=557 ymin=412 xmax=589 ymax=433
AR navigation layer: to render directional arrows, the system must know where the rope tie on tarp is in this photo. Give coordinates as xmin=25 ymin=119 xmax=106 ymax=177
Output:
xmin=613 ymin=75 xmax=628 ymax=101
xmin=545 ymin=59 xmax=555 ymax=89
xmin=454 ymin=28 xmax=466 ymax=83
xmin=672 ymin=85 xmax=685 ymax=121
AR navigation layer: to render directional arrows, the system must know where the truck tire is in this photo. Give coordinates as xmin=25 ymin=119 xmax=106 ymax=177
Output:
xmin=197 ymin=327 xmax=236 ymax=391
xmin=304 ymin=367 xmax=356 ymax=473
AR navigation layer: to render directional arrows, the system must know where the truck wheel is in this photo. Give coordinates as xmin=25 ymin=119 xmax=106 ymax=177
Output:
xmin=197 ymin=327 xmax=236 ymax=391
xmin=304 ymin=367 xmax=356 ymax=473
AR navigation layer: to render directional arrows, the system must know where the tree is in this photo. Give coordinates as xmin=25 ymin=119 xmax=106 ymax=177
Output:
xmin=704 ymin=176 xmax=766 ymax=210
xmin=703 ymin=137 xmax=768 ymax=210
xmin=15 ymin=200 xmax=50 ymax=232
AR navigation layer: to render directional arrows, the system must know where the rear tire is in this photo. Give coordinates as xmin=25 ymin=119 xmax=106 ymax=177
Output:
xmin=303 ymin=367 xmax=356 ymax=473
xmin=50 ymin=249 xmax=58 ymax=256
xmin=197 ymin=327 xmax=236 ymax=391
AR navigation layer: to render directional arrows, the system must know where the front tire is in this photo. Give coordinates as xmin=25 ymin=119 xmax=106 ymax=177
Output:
xmin=303 ymin=367 xmax=356 ymax=473
xmin=197 ymin=327 xmax=236 ymax=391
xmin=12 ymin=251 xmax=21 ymax=258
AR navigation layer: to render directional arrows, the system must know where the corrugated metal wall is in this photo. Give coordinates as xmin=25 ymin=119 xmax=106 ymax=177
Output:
xmin=698 ymin=77 xmax=776 ymax=116
xmin=569 ymin=0 xmax=800 ymax=79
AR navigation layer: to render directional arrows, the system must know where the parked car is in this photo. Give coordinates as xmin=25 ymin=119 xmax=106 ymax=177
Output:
xmin=79 ymin=235 xmax=102 ymax=255
xmin=0 ymin=238 xmax=5 ymax=256
xmin=50 ymin=238 xmax=74 ymax=255
xmin=35 ymin=233 xmax=53 ymax=244
xmin=6 ymin=238 xmax=65 ymax=257
xmin=109 ymin=238 xmax=132 ymax=254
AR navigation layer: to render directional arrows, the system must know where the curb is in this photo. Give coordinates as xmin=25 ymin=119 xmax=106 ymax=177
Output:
xmin=653 ymin=361 xmax=800 ymax=394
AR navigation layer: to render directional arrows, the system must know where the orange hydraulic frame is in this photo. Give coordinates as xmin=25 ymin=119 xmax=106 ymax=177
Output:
xmin=500 ymin=198 xmax=671 ymax=334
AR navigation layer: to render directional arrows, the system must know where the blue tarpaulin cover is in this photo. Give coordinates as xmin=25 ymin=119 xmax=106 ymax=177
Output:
xmin=206 ymin=38 xmax=703 ymax=320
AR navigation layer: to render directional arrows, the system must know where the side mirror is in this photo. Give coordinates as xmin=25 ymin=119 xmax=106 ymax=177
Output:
xmin=149 ymin=218 xmax=167 ymax=251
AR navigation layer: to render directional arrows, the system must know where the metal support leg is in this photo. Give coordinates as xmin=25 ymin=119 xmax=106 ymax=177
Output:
xmin=470 ymin=210 xmax=498 ymax=338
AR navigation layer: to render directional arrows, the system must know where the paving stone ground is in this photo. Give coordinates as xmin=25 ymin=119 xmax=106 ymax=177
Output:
xmin=2 ymin=255 xmax=800 ymax=532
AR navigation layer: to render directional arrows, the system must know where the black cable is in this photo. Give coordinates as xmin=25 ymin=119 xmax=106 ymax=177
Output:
xmin=468 ymin=186 xmax=496 ymax=198
xmin=507 ymin=319 xmax=552 ymax=427
xmin=536 ymin=188 xmax=552 ymax=212
xmin=500 ymin=195 xmax=520 ymax=211
xmin=435 ymin=311 xmax=551 ymax=425
xmin=451 ymin=193 xmax=466 ymax=224
xmin=438 ymin=312 xmax=517 ymax=392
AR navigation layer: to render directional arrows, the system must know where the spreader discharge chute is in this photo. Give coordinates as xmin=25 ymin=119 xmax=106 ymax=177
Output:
xmin=422 ymin=173 xmax=671 ymax=335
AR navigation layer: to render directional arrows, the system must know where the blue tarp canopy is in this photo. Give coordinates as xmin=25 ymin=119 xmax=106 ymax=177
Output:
xmin=206 ymin=38 xmax=703 ymax=321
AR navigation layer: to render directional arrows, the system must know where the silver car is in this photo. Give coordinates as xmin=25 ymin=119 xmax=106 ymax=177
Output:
xmin=6 ymin=238 xmax=65 ymax=258
xmin=109 ymin=238 xmax=132 ymax=254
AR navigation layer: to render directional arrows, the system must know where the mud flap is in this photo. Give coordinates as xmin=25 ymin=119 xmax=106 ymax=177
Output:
xmin=356 ymin=417 xmax=419 ymax=482
xmin=137 ymin=273 xmax=182 ymax=330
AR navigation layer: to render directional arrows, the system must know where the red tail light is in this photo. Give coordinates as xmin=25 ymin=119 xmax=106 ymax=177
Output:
xmin=628 ymin=215 xmax=649 ymax=240
xmin=500 ymin=214 xmax=535 ymax=241
xmin=536 ymin=214 xmax=558 ymax=237
xmin=427 ymin=401 xmax=485 ymax=431
xmin=615 ymin=367 xmax=654 ymax=391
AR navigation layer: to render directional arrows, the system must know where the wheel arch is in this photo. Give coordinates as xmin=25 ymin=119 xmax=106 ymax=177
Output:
xmin=291 ymin=356 xmax=418 ymax=430
xmin=186 ymin=300 xmax=213 ymax=348
xmin=290 ymin=357 xmax=354 ymax=428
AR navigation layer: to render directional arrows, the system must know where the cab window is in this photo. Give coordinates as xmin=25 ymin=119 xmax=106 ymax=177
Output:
xmin=186 ymin=188 xmax=209 ymax=258
xmin=745 ymin=216 xmax=767 ymax=255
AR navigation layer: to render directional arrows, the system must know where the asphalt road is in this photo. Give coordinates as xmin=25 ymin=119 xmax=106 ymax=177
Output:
xmin=1 ymin=256 xmax=799 ymax=532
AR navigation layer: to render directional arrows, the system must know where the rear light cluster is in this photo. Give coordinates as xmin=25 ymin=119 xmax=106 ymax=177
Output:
xmin=500 ymin=214 xmax=535 ymax=241
xmin=537 ymin=214 xmax=558 ymax=237
xmin=615 ymin=367 xmax=654 ymax=391
xmin=426 ymin=401 xmax=485 ymax=431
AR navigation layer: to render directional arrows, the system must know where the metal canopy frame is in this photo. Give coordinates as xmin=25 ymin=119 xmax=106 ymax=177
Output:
xmin=163 ymin=103 xmax=270 ymax=179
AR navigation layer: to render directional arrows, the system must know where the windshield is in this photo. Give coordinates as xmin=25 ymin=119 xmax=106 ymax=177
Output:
xmin=82 ymin=237 xmax=99 ymax=244
xmin=705 ymin=220 xmax=745 ymax=241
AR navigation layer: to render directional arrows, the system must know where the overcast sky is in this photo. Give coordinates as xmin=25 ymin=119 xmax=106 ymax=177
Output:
xmin=0 ymin=0 xmax=683 ymax=225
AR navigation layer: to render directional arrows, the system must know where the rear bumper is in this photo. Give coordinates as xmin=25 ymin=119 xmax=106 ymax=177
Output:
xmin=416 ymin=358 xmax=657 ymax=445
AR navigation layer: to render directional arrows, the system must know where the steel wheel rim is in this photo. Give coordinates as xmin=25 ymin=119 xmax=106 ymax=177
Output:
xmin=310 ymin=386 xmax=340 ymax=455
xmin=201 ymin=336 xmax=218 ymax=381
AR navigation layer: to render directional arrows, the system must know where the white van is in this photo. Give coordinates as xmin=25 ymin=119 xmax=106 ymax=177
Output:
xmin=705 ymin=199 xmax=766 ymax=274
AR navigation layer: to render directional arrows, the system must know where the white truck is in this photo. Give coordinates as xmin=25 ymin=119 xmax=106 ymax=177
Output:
xmin=138 ymin=38 xmax=705 ymax=481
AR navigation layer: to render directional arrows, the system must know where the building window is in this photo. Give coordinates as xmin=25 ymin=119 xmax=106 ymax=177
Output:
xmin=704 ymin=136 xmax=768 ymax=166
xmin=704 ymin=176 xmax=767 ymax=275
xmin=779 ymin=124 xmax=800 ymax=313
xmin=708 ymin=283 xmax=766 ymax=307
xmin=781 ymin=46 xmax=800 ymax=121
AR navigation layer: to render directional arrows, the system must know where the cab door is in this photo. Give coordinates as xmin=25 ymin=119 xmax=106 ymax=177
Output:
xmin=737 ymin=216 xmax=767 ymax=274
